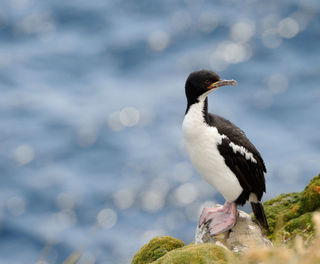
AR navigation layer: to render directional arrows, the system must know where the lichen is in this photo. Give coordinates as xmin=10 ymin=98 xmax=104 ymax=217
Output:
xmin=152 ymin=243 xmax=228 ymax=264
xmin=131 ymin=236 xmax=185 ymax=264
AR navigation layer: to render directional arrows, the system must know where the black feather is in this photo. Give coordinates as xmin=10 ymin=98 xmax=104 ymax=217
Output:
xmin=206 ymin=112 xmax=267 ymax=205
xmin=251 ymin=202 xmax=269 ymax=231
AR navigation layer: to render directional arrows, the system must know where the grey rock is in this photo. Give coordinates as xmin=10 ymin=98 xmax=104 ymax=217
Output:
xmin=195 ymin=206 xmax=273 ymax=254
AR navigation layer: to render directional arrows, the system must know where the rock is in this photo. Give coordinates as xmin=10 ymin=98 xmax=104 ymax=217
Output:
xmin=132 ymin=236 xmax=185 ymax=264
xmin=195 ymin=208 xmax=272 ymax=253
xmin=263 ymin=173 xmax=320 ymax=244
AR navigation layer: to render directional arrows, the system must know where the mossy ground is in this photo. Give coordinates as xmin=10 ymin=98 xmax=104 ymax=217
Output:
xmin=275 ymin=212 xmax=315 ymax=245
xmin=132 ymin=236 xmax=185 ymax=264
xmin=262 ymin=174 xmax=320 ymax=243
xmin=132 ymin=174 xmax=320 ymax=264
xmin=153 ymin=243 xmax=228 ymax=264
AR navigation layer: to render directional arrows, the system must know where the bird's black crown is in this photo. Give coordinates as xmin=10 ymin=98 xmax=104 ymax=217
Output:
xmin=185 ymin=70 xmax=221 ymax=105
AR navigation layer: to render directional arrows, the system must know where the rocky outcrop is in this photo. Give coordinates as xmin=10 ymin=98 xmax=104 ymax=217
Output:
xmin=195 ymin=209 xmax=272 ymax=253
xmin=131 ymin=174 xmax=320 ymax=264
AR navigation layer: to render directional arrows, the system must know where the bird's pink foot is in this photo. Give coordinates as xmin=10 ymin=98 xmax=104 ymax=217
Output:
xmin=199 ymin=202 xmax=238 ymax=235
xmin=199 ymin=201 xmax=231 ymax=226
xmin=208 ymin=211 xmax=237 ymax=235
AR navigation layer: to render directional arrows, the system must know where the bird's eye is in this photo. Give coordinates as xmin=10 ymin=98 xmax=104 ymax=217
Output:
xmin=205 ymin=80 xmax=211 ymax=85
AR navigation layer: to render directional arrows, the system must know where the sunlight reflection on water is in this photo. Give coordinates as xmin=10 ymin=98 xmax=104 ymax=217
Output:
xmin=0 ymin=0 xmax=319 ymax=263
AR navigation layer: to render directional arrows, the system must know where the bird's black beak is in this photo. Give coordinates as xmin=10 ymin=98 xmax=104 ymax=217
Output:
xmin=208 ymin=79 xmax=238 ymax=90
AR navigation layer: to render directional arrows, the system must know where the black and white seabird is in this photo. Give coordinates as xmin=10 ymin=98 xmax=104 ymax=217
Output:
xmin=182 ymin=70 xmax=269 ymax=235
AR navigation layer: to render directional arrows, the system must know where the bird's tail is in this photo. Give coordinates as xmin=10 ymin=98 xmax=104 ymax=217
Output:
xmin=251 ymin=202 xmax=269 ymax=231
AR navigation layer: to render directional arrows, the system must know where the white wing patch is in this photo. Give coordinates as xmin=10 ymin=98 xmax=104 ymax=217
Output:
xmin=228 ymin=141 xmax=257 ymax=163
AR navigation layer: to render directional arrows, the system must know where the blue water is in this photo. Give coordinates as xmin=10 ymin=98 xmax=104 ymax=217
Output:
xmin=1 ymin=0 xmax=320 ymax=263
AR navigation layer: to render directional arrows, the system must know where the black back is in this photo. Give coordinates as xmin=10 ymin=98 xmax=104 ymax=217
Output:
xmin=207 ymin=113 xmax=267 ymax=205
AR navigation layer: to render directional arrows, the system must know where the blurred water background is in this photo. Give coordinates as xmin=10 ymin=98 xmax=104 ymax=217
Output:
xmin=0 ymin=0 xmax=320 ymax=263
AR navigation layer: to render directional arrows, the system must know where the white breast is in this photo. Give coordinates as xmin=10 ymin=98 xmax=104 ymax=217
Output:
xmin=182 ymin=101 xmax=243 ymax=202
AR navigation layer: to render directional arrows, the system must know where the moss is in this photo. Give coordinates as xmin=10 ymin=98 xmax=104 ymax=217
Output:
xmin=132 ymin=174 xmax=320 ymax=263
xmin=275 ymin=212 xmax=315 ymax=245
xmin=301 ymin=174 xmax=320 ymax=212
xmin=153 ymin=243 xmax=228 ymax=264
xmin=132 ymin=236 xmax=185 ymax=264
xmin=263 ymin=174 xmax=320 ymax=242
xmin=263 ymin=192 xmax=302 ymax=238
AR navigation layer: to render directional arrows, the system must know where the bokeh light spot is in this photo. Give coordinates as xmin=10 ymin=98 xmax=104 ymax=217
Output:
xmin=141 ymin=191 xmax=165 ymax=212
xmin=107 ymin=111 xmax=124 ymax=131
xmin=119 ymin=107 xmax=140 ymax=127
xmin=147 ymin=30 xmax=170 ymax=51
xmin=218 ymin=42 xmax=252 ymax=64
xmin=113 ymin=189 xmax=135 ymax=210
xmin=174 ymin=183 xmax=198 ymax=206
xmin=267 ymin=74 xmax=288 ymax=94
xmin=12 ymin=144 xmax=35 ymax=165
xmin=278 ymin=17 xmax=299 ymax=39
xmin=97 ymin=208 xmax=117 ymax=228
xmin=230 ymin=20 xmax=255 ymax=43
xmin=77 ymin=126 xmax=98 ymax=147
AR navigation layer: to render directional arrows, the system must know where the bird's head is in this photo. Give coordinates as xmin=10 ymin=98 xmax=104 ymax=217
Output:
xmin=185 ymin=70 xmax=237 ymax=104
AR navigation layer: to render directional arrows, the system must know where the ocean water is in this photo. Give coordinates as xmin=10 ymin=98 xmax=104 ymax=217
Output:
xmin=0 ymin=0 xmax=320 ymax=263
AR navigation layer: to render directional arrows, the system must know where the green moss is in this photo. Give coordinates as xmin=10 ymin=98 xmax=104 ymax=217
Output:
xmin=263 ymin=192 xmax=302 ymax=238
xmin=152 ymin=243 xmax=228 ymax=264
xmin=132 ymin=174 xmax=320 ymax=264
xmin=263 ymin=174 xmax=320 ymax=242
xmin=132 ymin=236 xmax=185 ymax=264
xmin=301 ymin=174 xmax=320 ymax=212
xmin=275 ymin=212 xmax=315 ymax=245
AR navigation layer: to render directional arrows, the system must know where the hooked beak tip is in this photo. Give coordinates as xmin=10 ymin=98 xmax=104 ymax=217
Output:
xmin=208 ymin=79 xmax=238 ymax=90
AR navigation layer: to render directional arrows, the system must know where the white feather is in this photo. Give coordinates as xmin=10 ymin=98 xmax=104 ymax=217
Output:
xmin=229 ymin=142 xmax=257 ymax=163
xmin=182 ymin=100 xmax=243 ymax=202
xmin=249 ymin=193 xmax=258 ymax=203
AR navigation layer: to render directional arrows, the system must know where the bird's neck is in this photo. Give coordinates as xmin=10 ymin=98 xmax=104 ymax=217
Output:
xmin=203 ymin=97 xmax=208 ymax=120
xmin=185 ymin=97 xmax=209 ymax=123
xmin=183 ymin=97 xmax=211 ymax=141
